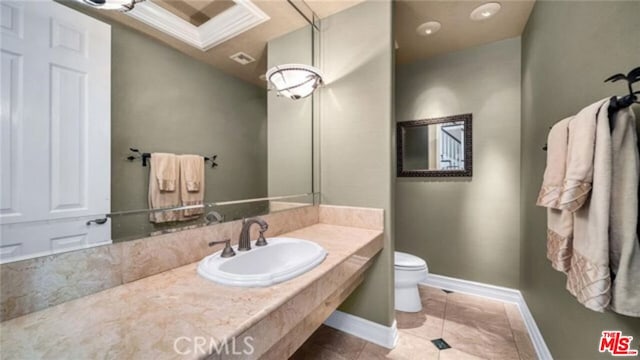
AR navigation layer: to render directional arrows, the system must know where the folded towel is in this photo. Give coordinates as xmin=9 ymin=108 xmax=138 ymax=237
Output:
xmin=148 ymin=153 xmax=180 ymax=223
xmin=151 ymin=153 xmax=178 ymax=191
xmin=545 ymin=209 xmax=574 ymax=273
xmin=537 ymin=117 xmax=572 ymax=209
xmin=608 ymin=106 xmax=640 ymax=317
xmin=538 ymin=99 xmax=613 ymax=313
xmin=558 ymin=101 xmax=603 ymax=212
xmin=538 ymin=117 xmax=574 ymax=272
xmin=179 ymin=155 xmax=203 ymax=192
xmin=566 ymin=99 xmax=612 ymax=312
xmin=179 ymin=155 xmax=205 ymax=219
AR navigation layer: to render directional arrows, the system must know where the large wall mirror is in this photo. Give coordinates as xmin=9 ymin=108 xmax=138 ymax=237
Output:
xmin=0 ymin=0 xmax=319 ymax=263
xmin=397 ymin=114 xmax=472 ymax=177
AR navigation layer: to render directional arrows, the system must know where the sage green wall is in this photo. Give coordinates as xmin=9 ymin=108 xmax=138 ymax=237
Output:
xmin=267 ymin=26 xmax=313 ymax=197
xmin=319 ymin=0 xmax=395 ymax=326
xmin=521 ymin=1 xmax=640 ymax=358
xmin=396 ymin=38 xmax=522 ymax=288
xmin=107 ymin=22 xmax=268 ymax=239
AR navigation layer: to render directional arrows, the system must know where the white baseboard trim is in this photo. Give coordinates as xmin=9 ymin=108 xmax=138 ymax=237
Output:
xmin=421 ymin=274 xmax=553 ymax=360
xmin=324 ymin=310 xmax=399 ymax=349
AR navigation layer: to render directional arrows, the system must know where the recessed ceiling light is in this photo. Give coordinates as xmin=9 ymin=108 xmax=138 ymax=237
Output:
xmin=416 ymin=21 xmax=442 ymax=36
xmin=470 ymin=2 xmax=502 ymax=21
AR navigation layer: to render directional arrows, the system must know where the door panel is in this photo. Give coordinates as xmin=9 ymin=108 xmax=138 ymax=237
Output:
xmin=0 ymin=50 xmax=22 ymax=219
xmin=0 ymin=1 xmax=111 ymax=262
xmin=49 ymin=64 xmax=88 ymax=213
xmin=0 ymin=217 xmax=111 ymax=262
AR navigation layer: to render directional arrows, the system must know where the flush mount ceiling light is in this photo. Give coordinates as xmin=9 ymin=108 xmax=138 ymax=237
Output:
xmin=470 ymin=2 xmax=502 ymax=21
xmin=416 ymin=21 xmax=442 ymax=36
xmin=81 ymin=0 xmax=143 ymax=12
xmin=266 ymin=64 xmax=323 ymax=100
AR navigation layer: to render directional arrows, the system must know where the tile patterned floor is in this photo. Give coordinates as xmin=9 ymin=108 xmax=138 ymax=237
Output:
xmin=290 ymin=285 xmax=537 ymax=360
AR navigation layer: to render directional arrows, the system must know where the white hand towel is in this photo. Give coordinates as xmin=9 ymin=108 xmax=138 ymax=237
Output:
xmin=558 ymin=101 xmax=602 ymax=212
xmin=537 ymin=117 xmax=574 ymax=273
xmin=609 ymin=106 xmax=640 ymax=317
xmin=151 ymin=152 xmax=178 ymax=191
xmin=538 ymin=117 xmax=572 ymax=209
xmin=148 ymin=153 xmax=180 ymax=223
xmin=178 ymin=155 xmax=205 ymax=219
xmin=566 ymin=99 xmax=612 ymax=312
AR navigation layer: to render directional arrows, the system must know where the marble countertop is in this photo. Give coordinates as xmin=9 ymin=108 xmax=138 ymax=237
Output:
xmin=0 ymin=224 xmax=383 ymax=359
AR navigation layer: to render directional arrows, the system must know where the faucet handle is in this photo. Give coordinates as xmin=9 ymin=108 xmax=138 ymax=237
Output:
xmin=255 ymin=229 xmax=268 ymax=247
xmin=208 ymin=238 xmax=236 ymax=258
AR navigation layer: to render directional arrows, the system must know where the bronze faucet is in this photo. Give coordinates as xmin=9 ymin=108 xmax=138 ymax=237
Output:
xmin=238 ymin=217 xmax=268 ymax=251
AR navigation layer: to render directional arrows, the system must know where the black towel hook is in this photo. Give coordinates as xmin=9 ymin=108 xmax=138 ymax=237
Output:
xmin=605 ymin=66 xmax=640 ymax=117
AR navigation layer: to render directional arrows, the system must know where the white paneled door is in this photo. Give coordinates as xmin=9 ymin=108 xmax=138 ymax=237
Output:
xmin=0 ymin=1 xmax=111 ymax=262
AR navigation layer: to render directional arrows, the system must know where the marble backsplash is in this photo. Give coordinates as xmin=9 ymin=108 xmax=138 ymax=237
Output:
xmin=0 ymin=205 xmax=319 ymax=322
xmin=0 ymin=205 xmax=384 ymax=321
xmin=0 ymin=204 xmax=384 ymax=322
xmin=319 ymin=204 xmax=384 ymax=231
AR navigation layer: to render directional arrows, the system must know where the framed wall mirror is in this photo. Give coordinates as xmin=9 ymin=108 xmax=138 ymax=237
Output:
xmin=397 ymin=114 xmax=472 ymax=177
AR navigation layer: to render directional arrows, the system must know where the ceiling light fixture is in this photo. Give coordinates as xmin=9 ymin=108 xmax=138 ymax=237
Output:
xmin=416 ymin=21 xmax=442 ymax=37
xmin=80 ymin=0 xmax=144 ymax=12
xmin=470 ymin=2 xmax=502 ymax=21
xmin=266 ymin=64 xmax=323 ymax=100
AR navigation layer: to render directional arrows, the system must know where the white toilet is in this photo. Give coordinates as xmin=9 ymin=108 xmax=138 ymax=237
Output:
xmin=394 ymin=251 xmax=429 ymax=312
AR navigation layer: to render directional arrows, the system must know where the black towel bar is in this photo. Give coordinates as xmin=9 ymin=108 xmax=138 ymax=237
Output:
xmin=126 ymin=148 xmax=218 ymax=168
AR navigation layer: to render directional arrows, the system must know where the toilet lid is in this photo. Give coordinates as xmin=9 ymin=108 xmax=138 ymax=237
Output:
xmin=394 ymin=251 xmax=427 ymax=269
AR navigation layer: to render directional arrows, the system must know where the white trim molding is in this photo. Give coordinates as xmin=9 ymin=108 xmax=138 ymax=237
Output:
xmin=324 ymin=310 xmax=399 ymax=349
xmin=422 ymin=274 xmax=553 ymax=360
xmin=127 ymin=0 xmax=269 ymax=51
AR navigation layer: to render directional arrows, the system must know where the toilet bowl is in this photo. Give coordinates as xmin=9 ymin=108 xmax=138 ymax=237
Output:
xmin=394 ymin=251 xmax=428 ymax=312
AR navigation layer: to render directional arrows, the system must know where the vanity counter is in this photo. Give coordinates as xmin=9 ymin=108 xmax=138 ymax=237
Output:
xmin=0 ymin=223 xmax=383 ymax=359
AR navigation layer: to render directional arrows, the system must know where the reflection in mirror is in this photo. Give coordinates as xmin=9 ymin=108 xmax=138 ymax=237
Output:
xmin=397 ymin=114 xmax=472 ymax=177
xmin=0 ymin=0 xmax=318 ymax=263
xmin=109 ymin=194 xmax=316 ymax=243
xmin=403 ymin=121 xmax=465 ymax=170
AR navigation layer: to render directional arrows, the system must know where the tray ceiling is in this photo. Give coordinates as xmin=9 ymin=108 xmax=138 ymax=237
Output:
xmin=72 ymin=0 xmax=363 ymax=86
xmin=154 ymin=0 xmax=234 ymax=26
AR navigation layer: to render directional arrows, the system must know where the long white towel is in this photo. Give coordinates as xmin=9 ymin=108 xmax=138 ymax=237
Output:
xmin=537 ymin=117 xmax=573 ymax=209
xmin=566 ymin=99 xmax=612 ymax=312
xmin=537 ymin=117 xmax=574 ymax=272
xmin=179 ymin=155 xmax=205 ymax=219
xmin=538 ymin=99 xmax=613 ymax=312
xmin=558 ymin=102 xmax=601 ymax=211
xmin=609 ymin=106 xmax=640 ymax=317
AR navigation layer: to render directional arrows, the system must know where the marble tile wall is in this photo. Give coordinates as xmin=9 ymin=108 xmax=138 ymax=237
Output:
xmin=121 ymin=204 xmax=319 ymax=283
xmin=0 ymin=205 xmax=319 ymax=321
xmin=0 ymin=244 xmax=123 ymax=322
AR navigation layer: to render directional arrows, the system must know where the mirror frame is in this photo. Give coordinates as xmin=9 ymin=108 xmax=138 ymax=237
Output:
xmin=396 ymin=113 xmax=473 ymax=177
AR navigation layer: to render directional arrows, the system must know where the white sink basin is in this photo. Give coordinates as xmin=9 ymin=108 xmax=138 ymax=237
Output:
xmin=197 ymin=237 xmax=327 ymax=287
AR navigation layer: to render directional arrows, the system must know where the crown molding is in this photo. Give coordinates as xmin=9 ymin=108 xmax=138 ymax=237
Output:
xmin=127 ymin=0 xmax=269 ymax=51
